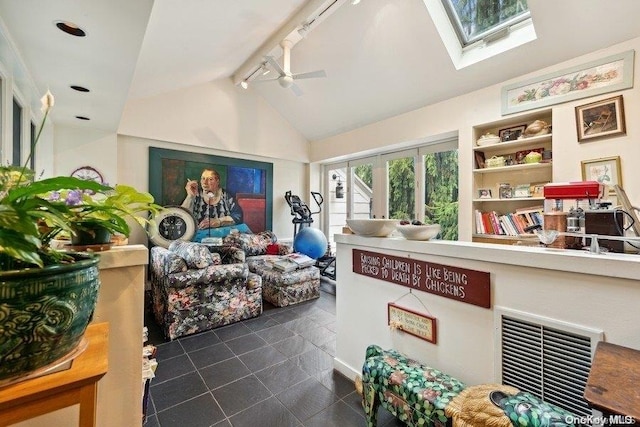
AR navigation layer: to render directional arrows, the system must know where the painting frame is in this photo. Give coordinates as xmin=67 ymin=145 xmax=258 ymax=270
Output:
xmin=478 ymin=188 xmax=492 ymax=199
xmin=501 ymin=50 xmax=634 ymax=115
xmin=575 ymin=95 xmax=626 ymax=142
xmin=581 ymin=156 xmax=622 ymax=194
xmin=498 ymin=124 xmax=527 ymax=142
xmin=148 ymin=147 xmax=273 ymax=234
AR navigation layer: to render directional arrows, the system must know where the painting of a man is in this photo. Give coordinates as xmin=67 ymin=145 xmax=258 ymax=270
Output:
xmin=181 ymin=168 xmax=243 ymax=229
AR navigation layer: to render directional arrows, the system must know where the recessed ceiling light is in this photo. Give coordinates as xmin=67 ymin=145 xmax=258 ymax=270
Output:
xmin=75 ymin=116 xmax=91 ymax=121
xmin=55 ymin=21 xmax=86 ymax=37
xmin=240 ymin=81 xmax=248 ymax=89
xmin=70 ymin=85 xmax=90 ymax=92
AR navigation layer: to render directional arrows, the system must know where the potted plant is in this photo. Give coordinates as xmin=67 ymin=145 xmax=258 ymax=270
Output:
xmin=0 ymin=91 xmax=159 ymax=384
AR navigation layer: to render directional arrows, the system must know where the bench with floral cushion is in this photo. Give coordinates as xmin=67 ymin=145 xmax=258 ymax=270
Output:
xmin=149 ymin=240 xmax=262 ymax=340
xmin=223 ymin=231 xmax=321 ymax=307
xmin=361 ymin=345 xmax=576 ymax=427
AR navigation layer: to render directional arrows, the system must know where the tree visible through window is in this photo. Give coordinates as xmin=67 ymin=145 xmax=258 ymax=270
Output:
xmin=443 ymin=0 xmax=530 ymax=46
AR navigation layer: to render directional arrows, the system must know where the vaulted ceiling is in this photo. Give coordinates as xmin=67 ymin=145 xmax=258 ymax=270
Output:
xmin=2 ymin=0 xmax=640 ymax=142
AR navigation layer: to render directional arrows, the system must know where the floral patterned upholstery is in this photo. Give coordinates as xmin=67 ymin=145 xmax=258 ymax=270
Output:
xmin=223 ymin=231 xmax=292 ymax=257
xmin=222 ymin=231 xmax=319 ymax=307
xmin=362 ymin=344 xmax=466 ymax=427
xmin=247 ymin=255 xmax=320 ymax=307
xmin=150 ymin=241 xmax=262 ymax=340
xmin=362 ymin=345 xmax=577 ymax=427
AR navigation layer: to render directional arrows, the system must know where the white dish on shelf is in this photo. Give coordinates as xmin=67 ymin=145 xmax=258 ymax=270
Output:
xmin=395 ymin=223 xmax=441 ymax=241
xmin=346 ymin=219 xmax=398 ymax=237
xmin=476 ymin=133 xmax=501 ymax=146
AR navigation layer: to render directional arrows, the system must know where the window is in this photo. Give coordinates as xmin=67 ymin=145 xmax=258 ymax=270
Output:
xmin=12 ymin=97 xmax=22 ymax=166
xmin=30 ymin=121 xmax=36 ymax=170
xmin=323 ymin=137 xmax=459 ymax=241
xmin=442 ymin=0 xmax=530 ymax=46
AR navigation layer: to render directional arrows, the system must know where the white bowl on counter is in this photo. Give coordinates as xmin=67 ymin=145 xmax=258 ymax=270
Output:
xmin=346 ymin=219 xmax=398 ymax=237
xmin=395 ymin=223 xmax=441 ymax=241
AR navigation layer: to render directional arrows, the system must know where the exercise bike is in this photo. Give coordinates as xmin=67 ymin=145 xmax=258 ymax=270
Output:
xmin=284 ymin=190 xmax=336 ymax=280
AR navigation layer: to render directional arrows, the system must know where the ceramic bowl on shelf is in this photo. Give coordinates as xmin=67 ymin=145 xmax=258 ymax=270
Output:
xmin=395 ymin=223 xmax=441 ymax=241
xmin=346 ymin=219 xmax=398 ymax=237
xmin=476 ymin=133 xmax=501 ymax=146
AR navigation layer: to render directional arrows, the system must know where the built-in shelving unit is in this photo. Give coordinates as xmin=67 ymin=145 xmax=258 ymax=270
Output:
xmin=472 ymin=109 xmax=553 ymax=245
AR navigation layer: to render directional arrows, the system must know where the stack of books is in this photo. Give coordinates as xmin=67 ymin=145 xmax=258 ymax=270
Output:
xmin=271 ymin=252 xmax=316 ymax=272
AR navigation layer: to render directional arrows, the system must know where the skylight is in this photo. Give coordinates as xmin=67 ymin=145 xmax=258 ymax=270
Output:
xmin=442 ymin=0 xmax=530 ymax=47
xmin=423 ymin=0 xmax=536 ymax=70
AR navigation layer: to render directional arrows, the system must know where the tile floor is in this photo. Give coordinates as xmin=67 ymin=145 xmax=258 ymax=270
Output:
xmin=143 ymin=281 xmax=405 ymax=427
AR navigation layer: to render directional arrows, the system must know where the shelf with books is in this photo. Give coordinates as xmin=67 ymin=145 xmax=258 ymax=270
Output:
xmin=472 ymin=110 xmax=553 ymax=245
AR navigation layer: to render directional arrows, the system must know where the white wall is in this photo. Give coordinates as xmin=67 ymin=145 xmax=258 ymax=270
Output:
xmin=334 ymin=236 xmax=640 ymax=386
xmin=118 ymin=78 xmax=310 ymax=163
xmin=311 ymin=38 xmax=640 ymax=241
xmin=54 ymin=125 xmax=117 ymax=184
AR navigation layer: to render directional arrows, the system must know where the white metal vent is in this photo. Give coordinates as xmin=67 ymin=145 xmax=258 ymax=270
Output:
xmin=495 ymin=308 xmax=603 ymax=417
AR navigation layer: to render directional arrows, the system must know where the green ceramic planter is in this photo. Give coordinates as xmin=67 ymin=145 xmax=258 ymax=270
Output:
xmin=0 ymin=254 xmax=101 ymax=384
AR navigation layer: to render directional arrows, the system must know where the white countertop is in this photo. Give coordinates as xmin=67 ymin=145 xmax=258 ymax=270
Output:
xmin=335 ymin=234 xmax=640 ymax=281
xmin=97 ymin=244 xmax=149 ymax=270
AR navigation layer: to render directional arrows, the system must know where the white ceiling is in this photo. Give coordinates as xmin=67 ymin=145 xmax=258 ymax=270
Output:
xmin=2 ymin=0 xmax=640 ymax=142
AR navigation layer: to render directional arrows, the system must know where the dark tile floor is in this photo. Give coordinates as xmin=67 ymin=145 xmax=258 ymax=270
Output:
xmin=143 ymin=281 xmax=405 ymax=427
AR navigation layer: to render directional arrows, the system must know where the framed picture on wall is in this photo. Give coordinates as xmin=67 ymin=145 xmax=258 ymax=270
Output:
xmin=581 ymin=156 xmax=622 ymax=194
xmin=575 ymin=95 xmax=626 ymax=142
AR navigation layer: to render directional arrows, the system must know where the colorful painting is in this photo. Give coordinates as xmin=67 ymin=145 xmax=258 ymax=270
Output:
xmin=149 ymin=147 xmax=272 ymax=239
xmin=502 ymin=50 xmax=634 ymax=115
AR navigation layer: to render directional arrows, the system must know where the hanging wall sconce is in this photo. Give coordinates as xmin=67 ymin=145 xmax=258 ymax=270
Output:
xmin=333 ymin=174 xmax=344 ymax=199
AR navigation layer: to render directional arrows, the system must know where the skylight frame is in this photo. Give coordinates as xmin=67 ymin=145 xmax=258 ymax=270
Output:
xmin=441 ymin=0 xmax=531 ymax=47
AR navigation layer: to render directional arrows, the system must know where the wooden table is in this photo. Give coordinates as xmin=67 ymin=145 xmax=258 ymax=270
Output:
xmin=0 ymin=322 xmax=109 ymax=427
xmin=584 ymin=341 xmax=640 ymax=421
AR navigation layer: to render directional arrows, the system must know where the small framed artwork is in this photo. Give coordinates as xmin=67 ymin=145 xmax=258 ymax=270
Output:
xmin=498 ymin=183 xmax=512 ymax=199
xmin=514 ymin=184 xmax=531 ymax=198
xmin=474 ymin=151 xmax=486 ymax=169
xmin=499 ymin=124 xmax=527 ymax=142
xmin=581 ymin=156 xmax=622 ymax=192
xmin=575 ymin=95 xmax=626 ymax=142
xmin=478 ymin=188 xmax=492 ymax=199
xmin=530 ymin=182 xmax=548 ymax=198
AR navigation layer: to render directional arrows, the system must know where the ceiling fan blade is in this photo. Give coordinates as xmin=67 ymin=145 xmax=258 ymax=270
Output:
xmin=290 ymin=82 xmax=303 ymax=97
xmin=265 ymin=56 xmax=286 ymax=76
xmin=292 ymin=70 xmax=327 ymax=80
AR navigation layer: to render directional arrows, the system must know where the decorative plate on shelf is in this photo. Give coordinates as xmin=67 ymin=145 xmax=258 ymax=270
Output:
xmin=148 ymin=206 xmax=196 ymax=248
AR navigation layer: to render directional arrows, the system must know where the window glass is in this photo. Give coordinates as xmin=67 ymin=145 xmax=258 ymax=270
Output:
xmin=387 ymin=156 xmax=415 ymax=220
xmin=12 ymin=97 xmax=22 ymax=166
xmin=442 ymin=0 xmax=530 ymax=46
xmin=353 ymin=163 xmax=373 ymax=218
xmin=423 ymin=149 xmax=459 ymax=240
xmin=30 ymin=121 xmax=36 ymax=170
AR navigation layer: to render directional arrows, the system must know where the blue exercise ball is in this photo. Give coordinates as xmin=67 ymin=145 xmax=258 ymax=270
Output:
xmin=293 ymin=227 xmax=328 ymax=259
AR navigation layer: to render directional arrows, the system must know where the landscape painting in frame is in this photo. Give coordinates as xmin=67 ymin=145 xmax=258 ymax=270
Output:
xmin=149 ymin=147 xmax=273 ymax=233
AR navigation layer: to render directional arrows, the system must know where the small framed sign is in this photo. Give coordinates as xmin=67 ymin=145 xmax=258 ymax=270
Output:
xmin=388 ymin=303 xmax=437 ymax=344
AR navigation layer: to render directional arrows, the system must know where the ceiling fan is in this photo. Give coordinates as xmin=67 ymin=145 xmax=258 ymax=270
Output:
xmin=261 ymin=39 xmax=327 ymax=96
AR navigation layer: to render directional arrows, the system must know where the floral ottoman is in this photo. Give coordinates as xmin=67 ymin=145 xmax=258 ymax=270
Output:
xmin=361 ymin=344 xmax=466 ymax=427
xmin=246 ymin=255 xmax=320 ymax=307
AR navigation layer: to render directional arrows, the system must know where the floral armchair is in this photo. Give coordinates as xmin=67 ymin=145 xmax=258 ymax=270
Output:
xmin=149 ymin=240 xmax=262 ymax=340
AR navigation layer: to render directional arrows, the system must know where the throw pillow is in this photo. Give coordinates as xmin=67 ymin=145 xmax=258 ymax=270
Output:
xmin=168 ymin=240 xmax=215 ymax=269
